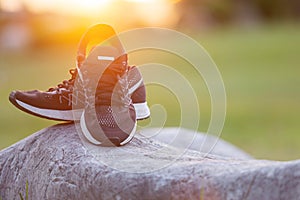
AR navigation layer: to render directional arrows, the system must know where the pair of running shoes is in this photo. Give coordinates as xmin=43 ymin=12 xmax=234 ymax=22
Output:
xmin=9 ymin=24 xmax=150 ymax=147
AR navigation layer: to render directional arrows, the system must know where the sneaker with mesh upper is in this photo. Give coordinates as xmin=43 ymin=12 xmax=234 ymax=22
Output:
xmin=9 ymin=68 xmax=84 ymax=121
xmin=79 ymin=45 xmax=137 ymax=146
xmin=8 ymin=65 xmax=149 ymax=121
xmin=8 ymin=24 xmax=150 ymax=122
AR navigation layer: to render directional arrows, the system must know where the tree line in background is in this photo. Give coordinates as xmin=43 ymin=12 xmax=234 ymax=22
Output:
xmin=0 ymin=0 xmax=299 ymax=50
xmin=177 ymin=0 xmax=300 ymax=28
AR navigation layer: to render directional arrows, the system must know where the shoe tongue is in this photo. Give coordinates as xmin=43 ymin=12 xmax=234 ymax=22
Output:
xmin=84 ymin=45 xmax=124 ymax=66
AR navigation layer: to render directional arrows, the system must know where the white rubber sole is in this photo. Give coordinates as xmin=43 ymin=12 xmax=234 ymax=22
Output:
xmin=15 ymin=99 xmax=82 ymax=121
xmin=15 ymin=99 xmax=150 ymax=121
xmin=80 ymin=110 xmax=137 ymax=146
xmin=133 ymin=102 xmax=151 ymax=120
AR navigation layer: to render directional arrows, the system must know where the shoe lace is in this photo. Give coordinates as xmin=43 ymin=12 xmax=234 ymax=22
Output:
xmin=47 ymin=68 xmax=79 ymax=105
xmin=96 ymin=63 xmax=132 ymax=107
xmin=81 ymin=60 xmax=131 ymax=109
xmin=114 ymin=68 xmax=132 ymax=107
xmin=47 ymin=68 xmax=77 ymax=93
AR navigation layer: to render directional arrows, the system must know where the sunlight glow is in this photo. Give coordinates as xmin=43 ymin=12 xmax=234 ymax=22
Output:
xmin=0 ymin=0 xmax=23 ymax=12
xmin=125 ymin=0 xmax=181 ymax=3
xmin=125 ymin=0 xmax=162 ymax=3
xmin=0 ymin=0 xmax=180 ymax=27
xmin=22 ymin=0 xmax=111 ymax=16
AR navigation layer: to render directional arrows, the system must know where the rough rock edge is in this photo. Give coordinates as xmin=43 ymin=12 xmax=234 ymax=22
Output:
xmin=0 ymin=123 xmax=299 ymax=200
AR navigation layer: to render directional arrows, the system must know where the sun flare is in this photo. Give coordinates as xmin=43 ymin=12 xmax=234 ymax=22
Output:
xmin=125 ymin=0 xmax=161 ymax=3
xmin=0 ymin=0 xmax=180 ymax=27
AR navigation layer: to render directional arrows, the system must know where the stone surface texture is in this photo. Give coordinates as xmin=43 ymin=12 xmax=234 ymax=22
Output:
xmin=0 ymin=123 xmax=299 ymax=200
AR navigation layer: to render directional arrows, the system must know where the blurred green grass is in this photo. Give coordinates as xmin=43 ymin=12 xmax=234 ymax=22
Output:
xmin=1 ymin=23 xmax=300 ymax=160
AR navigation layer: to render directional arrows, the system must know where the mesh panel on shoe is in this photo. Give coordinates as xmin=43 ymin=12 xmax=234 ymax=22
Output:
xmin=96 ymin=106 xmax=133 ymax=128
xmin=97 ymin=106 xmax=116 ymax=128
